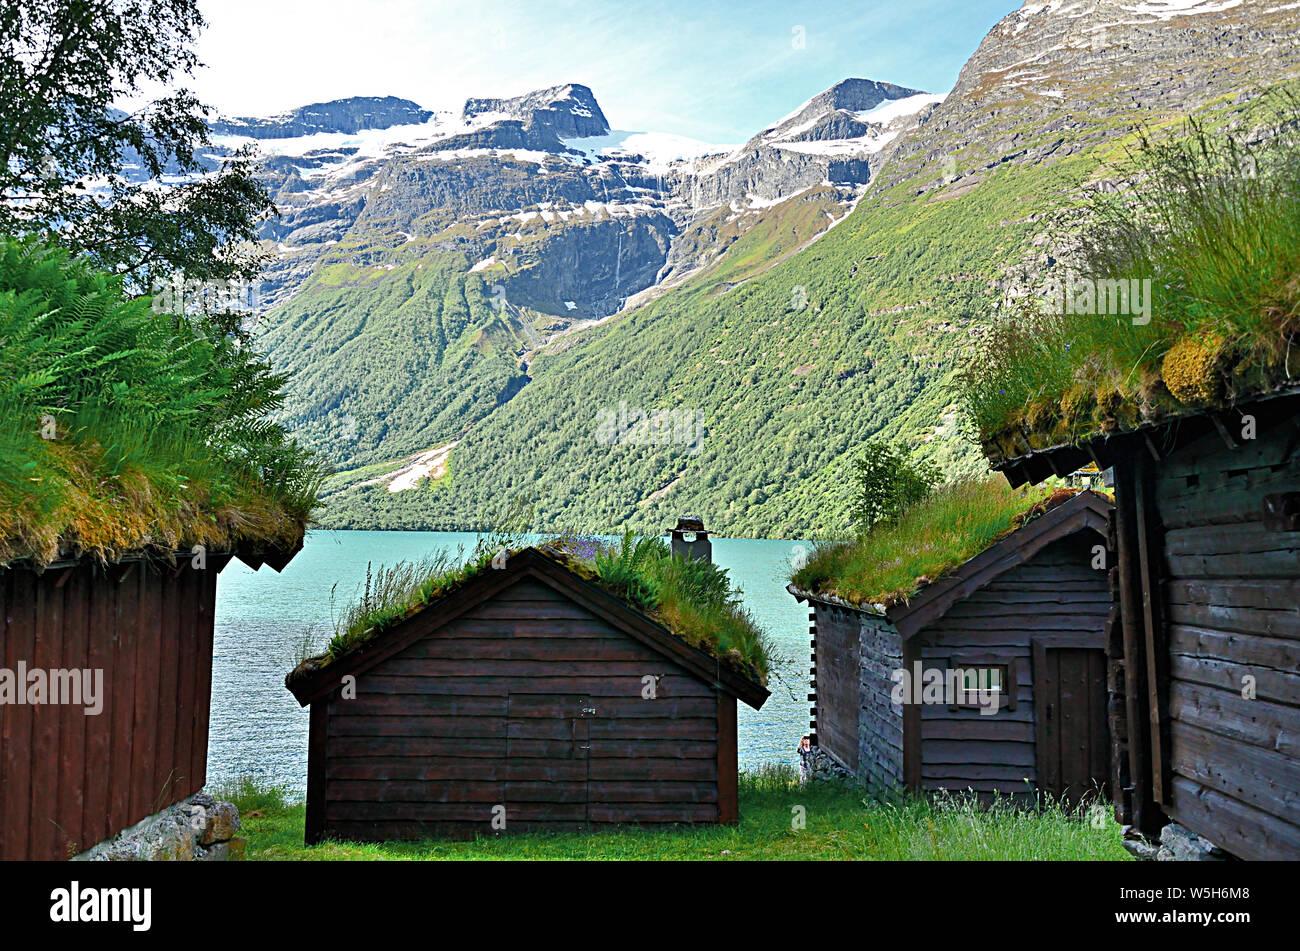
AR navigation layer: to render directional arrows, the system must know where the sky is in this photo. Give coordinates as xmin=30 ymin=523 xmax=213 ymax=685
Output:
xmin=191 ymin=0 xmax=1021 ymax=142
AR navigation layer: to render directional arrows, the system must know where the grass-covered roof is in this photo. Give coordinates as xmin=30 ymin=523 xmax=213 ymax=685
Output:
xmin=286 ymin=532 xmax=774 ymax=693
xmin=965 ymin=91 xmax=1300 ymax=466
xmin=0 ymin=236 xmax=323 ymax=567
xmin=789 ymin=478 xmax=1095 ymax=610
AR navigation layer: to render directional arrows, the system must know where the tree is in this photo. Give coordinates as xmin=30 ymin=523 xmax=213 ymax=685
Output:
xmin=0 ymin=0 xmax=275 ymax=291
xmin=852 ymin=438 xmax=941 ymax=529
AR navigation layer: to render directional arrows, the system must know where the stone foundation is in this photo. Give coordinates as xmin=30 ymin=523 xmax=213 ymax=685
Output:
xmin=72 ymin=793 xmax=244 ymax=861
xmin=801 ymin=746 xmax=853 ymax=783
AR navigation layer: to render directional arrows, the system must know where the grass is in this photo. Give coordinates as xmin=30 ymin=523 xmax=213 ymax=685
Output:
xmin=0 ymin=235 xmax=324 ymax=565
xmin=215 ymin=768 xmax=1131 ymax=861
xmin=790 ymin=477 xmax=1065 ymax=608
xmin=965 ymin=89 xmax=1300 ymax=460
xmin=289 ymin=530 xmax=773 ymax=689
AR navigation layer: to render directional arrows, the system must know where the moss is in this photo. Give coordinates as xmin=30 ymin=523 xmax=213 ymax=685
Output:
xmin=1093 ymin=384 xmax=1127 ymax=432
xmin=1161 ymin=332 xmax=1228 ymax=405
xmin=1060 ymin=384 xmax=1096 ymax=426
xmin=1026 ymin=398 xmax=1061 ymax=433
xmin=1025 ymin=398 xmax=1062 ymax=447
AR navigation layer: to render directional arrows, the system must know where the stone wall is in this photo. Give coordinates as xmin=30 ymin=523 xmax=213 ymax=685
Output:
xmin=858 ymin=614 xmax=904 ymax=791
xmin=73 ymin=793 xmax=244 ymax=861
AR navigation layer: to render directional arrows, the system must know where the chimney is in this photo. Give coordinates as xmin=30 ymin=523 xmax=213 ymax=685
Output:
xmin=667 ymin=515 xmax=712 ymax=563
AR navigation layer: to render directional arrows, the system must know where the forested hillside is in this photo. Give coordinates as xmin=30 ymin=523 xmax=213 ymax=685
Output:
xmin=274 ymin=0 xmax=1300 ymax=537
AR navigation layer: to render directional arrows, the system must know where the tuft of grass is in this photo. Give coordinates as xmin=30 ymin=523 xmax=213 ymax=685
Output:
xmin=226 ymin=773 xmax=1131 ymax=861
xmin=790 ymin=477 xmax=1060 ymax=607
xmin=211 ymin=774 xmax=295 ymax=820
xmin=305 ymin=535 xmax=508 ymax=667
xmin=589 ymin=530 xmax=774 ymax=681
xmin=965 ymin=89 xmax=1300 ymax=455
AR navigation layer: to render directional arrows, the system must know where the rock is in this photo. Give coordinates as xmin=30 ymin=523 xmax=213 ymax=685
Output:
xmin=464 ymin=83 xmax=610 ymax=139
xmin=198 ymin=837 xmax=246 ymax=862
xmin=801 ymin=746 xmax=853 ymax=783
xmin=211 ymin=96 xmax=433 ymax=138
xmin=199 ymin=800 xmax=242 ymax=845
xmin=71 ymin=793 xmax=243 ymax=862
xmin=1121 ymin=826 xmax=1159 ymax=861
xmin=1156 ymin=822 xmax=1228 ymax=861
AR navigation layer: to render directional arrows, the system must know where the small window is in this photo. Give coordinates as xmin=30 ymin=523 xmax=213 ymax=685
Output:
xmin=961 ymin=666 xmax=1004 ymax=697
xmin=955 ymin=665 xmax=1006 ymax=708
xmin=946 ymin=655 xmax=1017 ymax=712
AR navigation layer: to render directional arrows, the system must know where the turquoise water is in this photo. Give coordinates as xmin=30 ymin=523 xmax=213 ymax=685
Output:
xmin=209 ymin=530 xmax=811 ymax=792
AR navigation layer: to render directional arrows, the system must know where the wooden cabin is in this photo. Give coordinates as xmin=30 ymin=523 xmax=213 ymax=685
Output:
xmin=790 ymin=490 xmax=1114 ymax=803
xmin=991 ymin=386 xmax=1300 ymax=860
xmin=284 ymin=546 xmax=769 ymax=844
xmin=0 ymin=543 xmax=297 ymax=861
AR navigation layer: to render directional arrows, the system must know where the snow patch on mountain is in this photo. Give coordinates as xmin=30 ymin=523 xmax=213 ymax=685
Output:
xmin=563 ymin=130 xmax=736 ymax=170
xmin=855 ymin=93 xmax=947 ymax=125
xmin=1121 ymin=0 xmax=1243 ymax=18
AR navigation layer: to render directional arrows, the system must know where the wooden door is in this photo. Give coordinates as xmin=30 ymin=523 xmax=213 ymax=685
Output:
xmin=505 ymin=694 xmax=592 ymax=830
xmin=1033 ymin=645 xmax=1109 ymax=808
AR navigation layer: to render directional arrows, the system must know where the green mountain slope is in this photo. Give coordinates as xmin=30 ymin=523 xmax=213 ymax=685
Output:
xmin=259 ymin=248 xmax=528 ymax=466
xmin=276 ymin=0 xmax=1300 ymax=537
xmin=318 ymin=148 xmax=1088 ymax=536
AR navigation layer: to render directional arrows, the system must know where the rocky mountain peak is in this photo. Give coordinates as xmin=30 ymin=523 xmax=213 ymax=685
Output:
xmin=764 ymin=78 xmax=928 ymax=138
xmin=210 ymin=95 xmax=434 ymax=138
xmin=462 ymin=82 xmax=610 ymax=138
xmin=874 ymin=0 xmax=1300 ymax=200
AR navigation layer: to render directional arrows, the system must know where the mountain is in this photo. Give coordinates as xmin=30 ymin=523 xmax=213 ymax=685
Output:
xmin=254 ymin=0 xmax=1300 ymax=537
xmin=656 ymin=80 xmax=939 ymax=282
xmin=210 ymin=96 xmax=434 ymax=138
xmin=241 ymin=77 xmax=940 ymax=480
xmin=462 ymin=83 xmax=610 ymax=139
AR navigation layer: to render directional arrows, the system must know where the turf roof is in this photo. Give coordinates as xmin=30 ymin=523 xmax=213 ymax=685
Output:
xmin=286 ymin=536 xmax=772 ymax=698
xmin=789 ymin=480 xmax=1105 ymax=611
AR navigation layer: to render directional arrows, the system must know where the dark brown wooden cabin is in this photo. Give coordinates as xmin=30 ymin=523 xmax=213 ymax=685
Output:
xmin=285 ymin=547 xmax=769 ymax=844
xmin=0 ymin=543 xmax=297 ymax=861
xmin=993 ymin=386 xmax=1300 ymax=859
xmin=791 ymin=490 xmax=1113 ymax=804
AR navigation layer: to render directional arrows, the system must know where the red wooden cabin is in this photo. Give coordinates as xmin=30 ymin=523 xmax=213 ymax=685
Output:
xmin=0 ymin=544 xmax=297 ymax=861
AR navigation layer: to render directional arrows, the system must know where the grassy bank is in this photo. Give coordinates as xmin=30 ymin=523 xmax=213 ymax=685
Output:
xmin=218 ymin=769 xmax=1131 ymax=861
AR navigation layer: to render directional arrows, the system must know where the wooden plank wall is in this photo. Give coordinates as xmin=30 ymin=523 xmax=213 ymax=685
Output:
xmin=1154 ymin=422 xmax=1300 ymax=859
xmin=859 ymin=614 xmax=903 ymax=789
xmin=0 ymin=559 xmax=216 ymax=860
xmin=807 ymin=603 xmax=859 ymax=772
xmin=914 ymin=534 xmax=1109 ymax=795
xmin=315 ymin=577 xmax=723 ymax=842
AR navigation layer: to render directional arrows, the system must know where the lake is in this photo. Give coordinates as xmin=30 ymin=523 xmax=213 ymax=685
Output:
xmin=209 ymin=530 xmax=813 ymax=793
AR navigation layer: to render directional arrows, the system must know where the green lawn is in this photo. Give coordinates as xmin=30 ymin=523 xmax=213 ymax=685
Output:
xmin=219 ymin=769 xmax=1132 ymax=861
